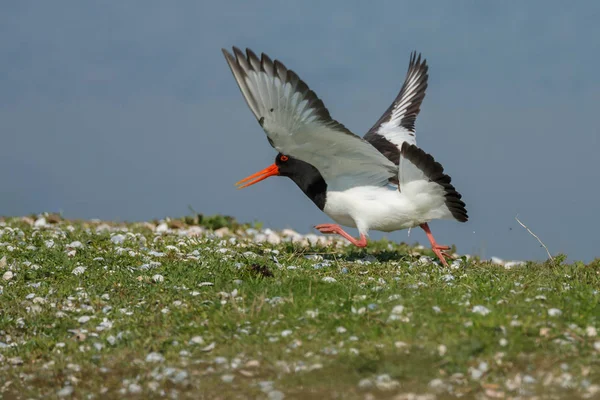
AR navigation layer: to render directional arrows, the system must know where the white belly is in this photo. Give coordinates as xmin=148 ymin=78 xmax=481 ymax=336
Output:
xmin=323 ymin=183 xmax=453 ymax=234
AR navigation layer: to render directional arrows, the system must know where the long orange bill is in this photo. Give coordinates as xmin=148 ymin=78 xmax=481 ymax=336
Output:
xmin=235 ymin=164 xmax=279 ymax=189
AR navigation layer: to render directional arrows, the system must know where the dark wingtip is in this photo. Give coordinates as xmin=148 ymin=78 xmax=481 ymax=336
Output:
xmin=401 ymin=143 xmax=468 ymax=223
xmin=245 ymin=48 xmax=258 ymax=60
xmin=222 ymin=47 xmax=234 ymax=62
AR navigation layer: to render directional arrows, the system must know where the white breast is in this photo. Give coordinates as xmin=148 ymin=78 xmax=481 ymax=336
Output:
xmin=323 ymin=183 xmax=454 ymax=234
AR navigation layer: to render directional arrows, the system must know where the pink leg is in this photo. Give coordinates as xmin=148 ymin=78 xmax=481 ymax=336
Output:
xmin=419 ymin=223 xmax=451 ymax=267
xmin=314 ymin=224 xmax=367 ymax=247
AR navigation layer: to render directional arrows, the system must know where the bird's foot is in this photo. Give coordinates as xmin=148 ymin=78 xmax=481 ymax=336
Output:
xmin=314 ymin=224 xmax=368 ymax=247
xmin=314 ymin=223 xmax=341 ymax=235
xmin=431 ymin=244 xmax=451 ymax=267
xmin=419 ymin=223 xmax=452 ymax=267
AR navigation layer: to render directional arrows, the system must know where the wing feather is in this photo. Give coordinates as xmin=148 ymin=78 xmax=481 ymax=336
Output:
xmin=364 ymin=51 xmax=429 ymax=164
xmin=399 ymin=143 xmax=468 ymax=223
xmin=223 ymin=47 xmax=397 ymax=190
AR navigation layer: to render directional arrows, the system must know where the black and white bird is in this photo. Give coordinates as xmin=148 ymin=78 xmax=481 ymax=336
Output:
xmin=222 ymin=47 xmax=467 ymax=266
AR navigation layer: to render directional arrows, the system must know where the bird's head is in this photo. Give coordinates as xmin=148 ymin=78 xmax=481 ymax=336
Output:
xmin=235 ymin=153 xmax=311 ymax=188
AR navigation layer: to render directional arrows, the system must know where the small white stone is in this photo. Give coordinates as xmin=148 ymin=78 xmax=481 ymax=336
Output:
xmin=499 ymin=338 xmax=508 ymax=347
xmin=96 ymin=318 xmax=113 ymax=331
xmin=78 ymin=316 xmax=91 ymax=324
xmin=8 ymin=356 xmax=23 ymax=365
xmin=72 ymin=266 xmax=86 ymax=276
xmin=336 ymin=326 xmax=347 ymax=334
xmin=107 ymin=336 xmax=117 ymax=345
xmin=45 ymin=239 xmax=55 ymax=248
xmin=438 ymin=344 xmax=447 ymax=356
xmin=147 ymin=381 xmax=160 ymax=392
xmin=111 ymin=234 xmax=126 ymax=244
xmin=594 ymin=341 xmax=600 ymax=351
xmin=491 ymin=257 xmax=504 ymax=265
xmin=145 ymin=352 xmax=165 ymax=363
xmin=358 ymin=378 xmax=372 ymax=389
xmin=128 ymin=383 xmax=142 ymax=394
xmin=68 ymin=241 xmax=83 ymax=248
xmin=57 ymin=386 xmax=74 ymax=397
xmin=268 ymin=390 xmax=285 ymax=400
xmin=201 ymin=342 xmax=216 ymax=352
xmin=221 ymin=374 xmax=235 ymax=383
xmin=504 ymin=261 xmax=526 ymax=268
xmin=190 ymin=336 xmax=204 ymax=345
xmin=321 ymin=277 xmax=336 ymax=283
xmin=548 ymin=308 xmax=562 ymax=317
xmin=585 ymin=326 xmax=597 ymax=337
xmin=470 ymin=368 xmax=484 ymax=380
xmin=266 ymin=234 xmax=281 ymax=245
xmin=152 ymin=274 xmax=164 ymax=283
xmin=34 ymin=217 xmax=47 ymax=228
xmin=375 ymin=374 xmax=400 ymax=391
xmin=156 ymin=223 xmax=169 ymax=233
xmin=391 ymin=305 xmax=405 ymax=314
xmin=429 ymin=378 xmax=446 ymax=392
xmin=67 ymin=364 xmax=81 ymax=373
xmin=281 ymin=330 xmax=293 ymax=337
xmin=2 ymin=271 xmax=14 ymax=281
xmin=472 ymin=305 xmax=491 ymax=316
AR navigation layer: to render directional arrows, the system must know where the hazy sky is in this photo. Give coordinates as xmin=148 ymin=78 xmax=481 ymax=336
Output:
xmin=2 ymin=1 xmax=599 ymax=262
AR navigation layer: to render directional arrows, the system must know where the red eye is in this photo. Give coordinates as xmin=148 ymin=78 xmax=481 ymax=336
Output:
xmin=280 ymin=155 xmax=289 ymax=162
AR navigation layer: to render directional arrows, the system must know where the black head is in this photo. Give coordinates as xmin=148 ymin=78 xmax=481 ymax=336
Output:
xmin=236 ymin=153 xmax=327 ymax=210
xmin=274 ymin=153 xmax=309 ymax=177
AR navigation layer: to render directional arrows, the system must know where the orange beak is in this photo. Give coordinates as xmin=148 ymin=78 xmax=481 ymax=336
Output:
xmin=235 ymin=163 xmax=280 ymax=189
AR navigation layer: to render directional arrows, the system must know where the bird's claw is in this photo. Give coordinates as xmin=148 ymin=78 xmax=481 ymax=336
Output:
xmin=432 ymin=244 xmax=451 ymax=267
xmin=314 ymin=224 xmax=339 ymax=235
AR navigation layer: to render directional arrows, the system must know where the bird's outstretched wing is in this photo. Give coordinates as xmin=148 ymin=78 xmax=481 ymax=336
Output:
xmin=223 ymin=47 xmax=397 ymax=191
xmin=364 ymin=52 xmax=428 ymax=164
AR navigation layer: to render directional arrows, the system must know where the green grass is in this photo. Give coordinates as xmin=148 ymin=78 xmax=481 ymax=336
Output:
xmin=0 ymin=216 xmax=599 ymax=399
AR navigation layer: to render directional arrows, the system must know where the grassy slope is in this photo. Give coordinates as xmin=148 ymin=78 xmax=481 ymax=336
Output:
xmin=0 ymin=216 xmax=599 ymax=399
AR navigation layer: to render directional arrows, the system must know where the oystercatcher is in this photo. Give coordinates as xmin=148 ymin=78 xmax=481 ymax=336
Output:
xmin=223 ymin=47 xmax=468 ymax=266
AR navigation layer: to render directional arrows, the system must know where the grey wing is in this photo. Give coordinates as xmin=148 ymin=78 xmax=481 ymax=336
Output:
xmin=223 ymin=47 xmax=397 ymax=190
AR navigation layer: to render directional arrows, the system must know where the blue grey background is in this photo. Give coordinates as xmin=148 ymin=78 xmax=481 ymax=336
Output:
xmin=1 ymin=1 xmax=599 ymax=262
